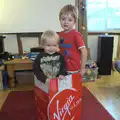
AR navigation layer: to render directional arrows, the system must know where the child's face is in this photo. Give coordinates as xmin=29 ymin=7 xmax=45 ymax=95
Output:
xmin=60 ymin=13 xmax=75 ymax=32
xmin=43 ymin=39 xmax=58 ymax=55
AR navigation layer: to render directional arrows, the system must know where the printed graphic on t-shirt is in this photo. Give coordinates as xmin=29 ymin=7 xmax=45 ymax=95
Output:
xmin=40 ymin=55 xmax=61 ymax=79
xmin=60 ymin=37 xmax=72 ymax=57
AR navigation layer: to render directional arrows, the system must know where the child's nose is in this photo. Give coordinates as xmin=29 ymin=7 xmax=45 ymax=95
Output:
xmin=51 ymin=46 xmax=54 ymax=50
xmin=65 ymin=20 xmax=68 ymax=24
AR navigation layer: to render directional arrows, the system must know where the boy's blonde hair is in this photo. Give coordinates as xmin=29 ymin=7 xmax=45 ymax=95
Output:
xmin=59 ymin=4 xmax=78 ymax=22
xmin=41 ymin=30 xmax=59 ymax=45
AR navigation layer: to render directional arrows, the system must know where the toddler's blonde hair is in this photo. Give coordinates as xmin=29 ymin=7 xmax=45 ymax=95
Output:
xmin=41 ymin=30 xmax=59 ymax=45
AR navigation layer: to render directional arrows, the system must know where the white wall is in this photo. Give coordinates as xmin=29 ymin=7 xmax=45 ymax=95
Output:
xmin=4 ymin=34 xmax=18 ymax=53
xmin=3 ymin=35 xmax=40 ymax=53
xmin=21 ymin=37 xmax=39 ymax=52
xmin=4 ymin=34 xmax=119 ymax=61
xmin=0 ymin=0 xmax=74 ymax=33
xmin=1 ymin=0 xmax=75 ymax=53
xmin=1 ymin=0 xmax=119 ymax=59
xmin=113 ymin=35 xmax=118 ymax=61
xmin=88 ymin=35 xmax=98 ymax=61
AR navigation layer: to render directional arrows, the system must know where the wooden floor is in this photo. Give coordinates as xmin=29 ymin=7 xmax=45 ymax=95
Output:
xmin=0 ymin=71 xmax=120 ymax=120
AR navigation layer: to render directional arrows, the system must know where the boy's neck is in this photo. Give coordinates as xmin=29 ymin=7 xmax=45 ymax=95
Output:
xmin=63 ymin=28 xmax=75 ymax=33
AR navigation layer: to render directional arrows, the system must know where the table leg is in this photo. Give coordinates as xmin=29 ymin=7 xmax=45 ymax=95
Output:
xmin=7 ymin=64 xmax=15 ymax=88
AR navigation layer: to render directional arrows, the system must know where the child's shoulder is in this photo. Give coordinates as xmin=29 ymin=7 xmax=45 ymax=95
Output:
xmin=72 ymin=29 xmax=82 ymax=36
xmin=54 ymin=52 xmax=64 ymax=57
xmin=58 ymin=31 xmax=64 ymax=35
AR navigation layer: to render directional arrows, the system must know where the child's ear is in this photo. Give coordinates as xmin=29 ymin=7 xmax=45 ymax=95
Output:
xmin=57 ymin=48 xmax=60 ymax=52
xmin=57 ymin=46 xmax=60 ymax=52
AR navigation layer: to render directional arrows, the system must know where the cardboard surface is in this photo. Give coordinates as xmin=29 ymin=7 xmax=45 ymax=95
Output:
xmin=34 ymin=74 xmax=82 ymax=120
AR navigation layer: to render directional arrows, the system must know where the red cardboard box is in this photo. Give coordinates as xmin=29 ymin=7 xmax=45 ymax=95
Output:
xmin=34 ymin=73 xmax=82 ymax=120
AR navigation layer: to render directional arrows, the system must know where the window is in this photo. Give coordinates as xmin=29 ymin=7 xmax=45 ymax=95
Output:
xmin=86 ymin=0 xmax=120 ymax=32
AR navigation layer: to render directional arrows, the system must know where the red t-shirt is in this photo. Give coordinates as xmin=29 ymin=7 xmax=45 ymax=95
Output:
xmin=59 ymin=29 xmax=85 ymax=71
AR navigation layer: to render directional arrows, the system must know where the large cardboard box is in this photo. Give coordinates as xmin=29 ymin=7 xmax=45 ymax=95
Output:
xmin=34 ymin=74 xmax=82 ymax=120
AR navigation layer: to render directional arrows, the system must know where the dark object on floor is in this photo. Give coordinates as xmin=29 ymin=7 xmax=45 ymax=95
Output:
xmin=0 ymin=87 xmax=115 ymax=120
xmin=2 ymin=71 xmax=10 ymax=89
xmin=97 ymin=35 xmax=114 ymax=75
xmin=83 ymin=60 xmax=98 ymax=82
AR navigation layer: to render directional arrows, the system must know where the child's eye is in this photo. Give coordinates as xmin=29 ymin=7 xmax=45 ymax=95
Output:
xmin=61 ymin=18 xmax=65 ymax=20
xmin=52 ymin=45 xmax=56 ymax=47
xmin=69 ymin=19 xmax=72 ymax=22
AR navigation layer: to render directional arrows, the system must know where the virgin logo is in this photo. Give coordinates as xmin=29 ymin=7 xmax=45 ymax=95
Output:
xmin=54 ymin=95 xmax=74 ymax=120
xmin=47 ymin=89 xmax=81 ymax=120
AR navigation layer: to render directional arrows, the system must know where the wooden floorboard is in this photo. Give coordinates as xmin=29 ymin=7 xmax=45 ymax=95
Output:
xmin=84 ymin=71 xmax=120 ymax=120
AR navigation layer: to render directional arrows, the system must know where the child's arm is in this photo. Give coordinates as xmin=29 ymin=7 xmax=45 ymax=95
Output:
xmin=79 ymin=47 xmax=87 ymax=76
xmin=33 ymin=54 xmax=47 ymax=83
xmin=75 ymin=32 xmax=87 ymax=76
xmin=57 ymin=54 xmax=67 ymax=79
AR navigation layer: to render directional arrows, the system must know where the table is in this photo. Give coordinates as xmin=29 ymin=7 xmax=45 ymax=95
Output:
xmin=4 ymin=59 xmax=33 ymax=88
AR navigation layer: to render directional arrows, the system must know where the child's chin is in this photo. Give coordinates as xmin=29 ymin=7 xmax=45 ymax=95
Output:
xmin=47 ymin=52 xmax=55 ymax=55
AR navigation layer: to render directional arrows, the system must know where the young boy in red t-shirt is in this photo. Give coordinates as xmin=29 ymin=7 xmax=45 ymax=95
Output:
xmin=59 ymin=4 xmax=87 ymax=76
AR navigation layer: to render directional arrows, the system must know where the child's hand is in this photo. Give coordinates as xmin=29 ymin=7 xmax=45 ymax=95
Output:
xmin=79 ymin=69 xmax=86 ymax=76
xmin=58 ymin=75 xmax=65 ymax=80
xmin=45 ymin=78 xmax=50 ymax=84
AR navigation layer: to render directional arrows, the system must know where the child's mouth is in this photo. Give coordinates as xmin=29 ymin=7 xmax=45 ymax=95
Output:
xmin=64 ymin=25 xmax=68 ymax=27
